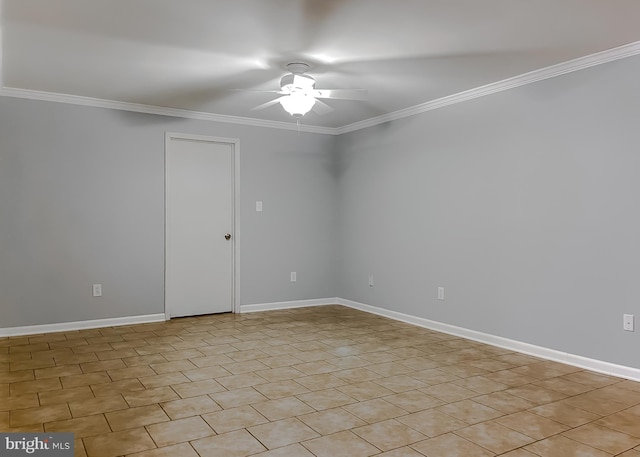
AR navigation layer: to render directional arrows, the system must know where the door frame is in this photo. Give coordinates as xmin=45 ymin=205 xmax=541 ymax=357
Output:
xmin=164 ymin=132 xmax=240 ymax=319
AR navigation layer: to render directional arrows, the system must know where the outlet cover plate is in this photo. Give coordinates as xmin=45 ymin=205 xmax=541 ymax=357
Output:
xmin=623 ymin=314 xmax=634 ymax=332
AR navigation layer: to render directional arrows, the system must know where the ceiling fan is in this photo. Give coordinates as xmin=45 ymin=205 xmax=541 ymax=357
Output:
xmin=250 ymin=62 xmax=367 ymax=118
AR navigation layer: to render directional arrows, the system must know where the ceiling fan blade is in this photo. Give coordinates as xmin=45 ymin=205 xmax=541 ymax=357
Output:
xmin=311 ymin=99 xmax=334 ymax=115
xmin=251 ymin=97 xmax=285 ymax=111
xmin=313 ymin=89 xmax=368 ymax=100
xmin=133 ymin=66 xmax=279 ymax=111
xmin=231 ymin=89 xmax=284 ymax=94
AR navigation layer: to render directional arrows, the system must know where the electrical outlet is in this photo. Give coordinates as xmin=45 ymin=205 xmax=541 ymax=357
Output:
xmin=256 ymin=201 xmax=263 ymax=212
xmin=290 ymin=272 xmax=297 ymax=282
xmin=437 ymin=287 xmax=445 ymax=300
xmin=623 ymin=314 xmax=634 ymax=332
xmin=368 ymin=275 xmax=374 ymax=287
xmin=92 ymin=284 xmax=102 ymax=297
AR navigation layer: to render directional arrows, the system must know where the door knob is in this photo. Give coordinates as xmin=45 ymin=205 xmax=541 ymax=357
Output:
xmin=225 ymin=233 xmax=231 ymax=240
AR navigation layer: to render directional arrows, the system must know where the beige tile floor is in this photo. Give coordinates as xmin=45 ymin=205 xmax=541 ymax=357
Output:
xmin=2 ymin=305 xmax=640 ymax=457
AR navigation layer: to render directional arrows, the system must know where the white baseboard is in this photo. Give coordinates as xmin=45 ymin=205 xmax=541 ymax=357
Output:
xmin=335 ymin=298 xmax=640 ymax=382
xmin=239 ymin=298 xmax=339 ymax=314
xmin=3 ymin=298 xmax=638 ymax=382
xmin=0 ymin=314 xmax=167 ymax=337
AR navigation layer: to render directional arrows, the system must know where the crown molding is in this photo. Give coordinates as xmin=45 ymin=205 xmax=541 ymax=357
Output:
xmin=334 ymin=40 xmax=640 ymax=135
xmin=1 ymin=41 xmax=638 ymax=136
xmin=0 ymin=86 xmax=336 ymax=135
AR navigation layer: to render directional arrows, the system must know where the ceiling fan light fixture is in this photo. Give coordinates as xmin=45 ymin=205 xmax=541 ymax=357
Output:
xmin=250 ymin=61 xmax=362 ymax=118
xmin=279 ymin=93 xmax=315 ymax=117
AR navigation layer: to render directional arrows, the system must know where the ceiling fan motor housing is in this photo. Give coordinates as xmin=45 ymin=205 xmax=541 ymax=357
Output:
xmin=286 ymin=62 xmax=310 ymax=74
xmin=280 ymin=73 xmax=316 ymax=94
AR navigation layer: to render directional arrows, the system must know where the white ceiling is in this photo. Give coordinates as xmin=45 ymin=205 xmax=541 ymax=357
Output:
xmin=2 ymin=0 xmax=640 ymax=129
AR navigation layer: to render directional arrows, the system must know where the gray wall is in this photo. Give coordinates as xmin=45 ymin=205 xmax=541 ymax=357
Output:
xmin=0 ymin=97 xmax=338 ymax=327
xmin=2 ymin=54 xmax=639 ymax=370
xmin=335 ymin=55 xmax=640 ymax=368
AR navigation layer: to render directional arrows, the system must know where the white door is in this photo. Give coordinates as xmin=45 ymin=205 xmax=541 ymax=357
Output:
xmin=165 ymin=133 xmax=236 ymax=318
